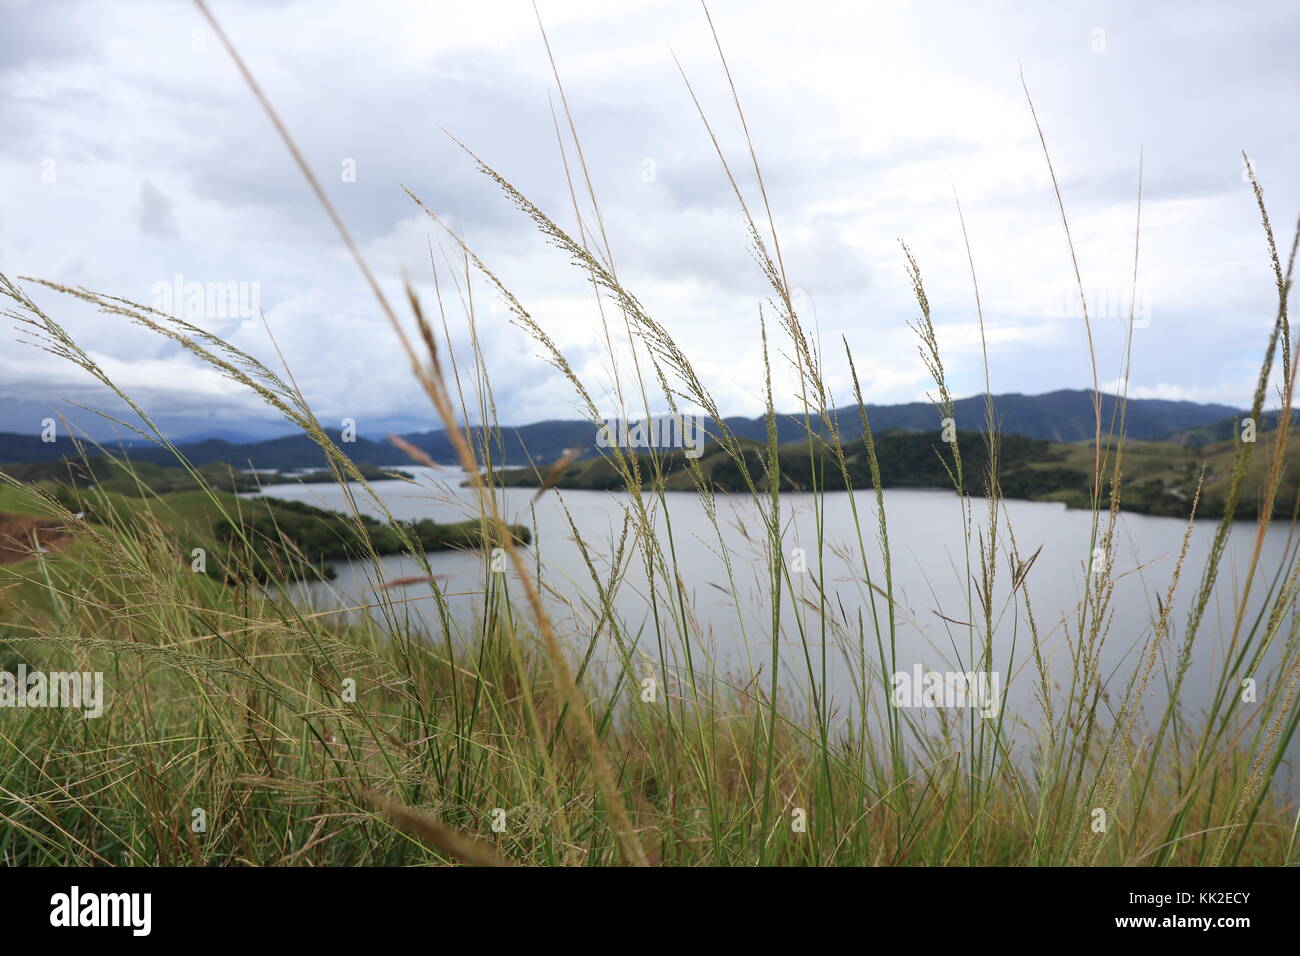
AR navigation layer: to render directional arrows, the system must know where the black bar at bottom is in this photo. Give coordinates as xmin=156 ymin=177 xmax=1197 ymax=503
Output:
xmin=0 ymin=865 xmax=1286 ymax=943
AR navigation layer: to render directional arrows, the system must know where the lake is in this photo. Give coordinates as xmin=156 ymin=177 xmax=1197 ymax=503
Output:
xmin=252 ymin=466 xmax=1298 ymax=771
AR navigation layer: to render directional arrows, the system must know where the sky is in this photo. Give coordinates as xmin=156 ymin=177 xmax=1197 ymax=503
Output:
xmin=0 ymin=0 xmax=1297 ymax=440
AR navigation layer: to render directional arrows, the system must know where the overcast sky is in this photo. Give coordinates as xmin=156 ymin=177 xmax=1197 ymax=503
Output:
xmin=1 ymin=0 xmax=1297 ymax=439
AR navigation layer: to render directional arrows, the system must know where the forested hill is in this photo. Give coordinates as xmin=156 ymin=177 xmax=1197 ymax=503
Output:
xmin=488 ymin=428 xmax=1300 ymax=522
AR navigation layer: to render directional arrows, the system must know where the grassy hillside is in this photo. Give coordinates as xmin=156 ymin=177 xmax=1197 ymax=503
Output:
xmin=0 ymin=462 xmax=527 ymax=585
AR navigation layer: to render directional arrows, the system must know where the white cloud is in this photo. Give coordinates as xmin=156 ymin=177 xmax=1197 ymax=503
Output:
xmin=1 ymin=0 xmax=1297 ymax=435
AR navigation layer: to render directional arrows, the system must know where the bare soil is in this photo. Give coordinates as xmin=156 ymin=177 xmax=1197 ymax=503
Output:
xmin=0 ymin=512 xmax=70 ymax=565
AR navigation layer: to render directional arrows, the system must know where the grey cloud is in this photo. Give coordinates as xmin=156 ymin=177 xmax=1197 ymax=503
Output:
xmin=137 ymin=180 xmax=179 ymax=237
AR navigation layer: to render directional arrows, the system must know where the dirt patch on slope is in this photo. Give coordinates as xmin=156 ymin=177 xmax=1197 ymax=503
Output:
xmin=0 ymin=513 xmax=71 ymax=565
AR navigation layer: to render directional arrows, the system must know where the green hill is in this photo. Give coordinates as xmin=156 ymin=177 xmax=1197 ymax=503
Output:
xmin=488 ymin=429 xmax=1300 ymax=521
xmin=0 ymin=461 xmax=527 ymax=585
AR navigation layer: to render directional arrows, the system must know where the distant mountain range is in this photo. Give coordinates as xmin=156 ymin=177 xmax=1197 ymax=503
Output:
xmin=380 ymin=390 xmax=1248 ymax=466
xmin=0 ymin=389 xmax=1255 ymax=471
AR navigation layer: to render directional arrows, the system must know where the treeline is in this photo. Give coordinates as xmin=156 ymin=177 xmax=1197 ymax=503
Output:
xmin=502 ymin=430 xmax=1093 ymax=500
xmin=212 ymin=498 xmax=528 ymax=582
xmin=707 ymin=431 xmax=1083 ymax=495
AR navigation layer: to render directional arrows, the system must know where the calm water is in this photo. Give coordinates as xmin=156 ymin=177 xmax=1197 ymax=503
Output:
xmin=252 ymin=467 xmax=1297 ymax=766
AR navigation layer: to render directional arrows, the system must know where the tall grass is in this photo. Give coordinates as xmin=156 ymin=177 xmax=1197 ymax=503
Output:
xmin=0 ymin=1 xmax=1297 ymax=866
